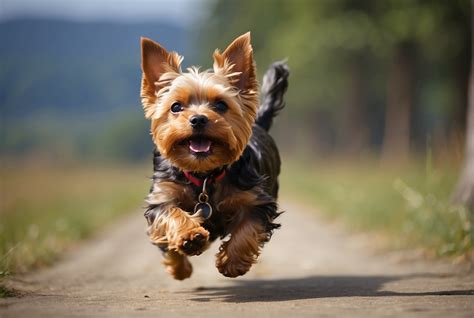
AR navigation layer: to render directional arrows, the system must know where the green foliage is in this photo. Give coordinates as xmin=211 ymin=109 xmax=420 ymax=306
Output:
xmin=199 ymin=0 xmax=470 ymax=151
xmin=202 ymin=0 xmax=467 ymax=103
xmin=1 ymin=110 xmax=152 ymax=162
xmin=0 ymin=285 xmax=17 ymax=298
xmin=92 ymin=110 xmax=153 ymax=161
xmin=280 ymin=158 xmax=473 ymax=258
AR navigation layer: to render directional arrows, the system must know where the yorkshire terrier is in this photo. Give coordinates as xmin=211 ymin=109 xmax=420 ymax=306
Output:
xmin=140 ymin=32 xmax=289 ymax=280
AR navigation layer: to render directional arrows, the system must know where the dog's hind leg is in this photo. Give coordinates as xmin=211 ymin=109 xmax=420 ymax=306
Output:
xmin=215 ymin=217 xmax=268 ymax=278
xmin=163 ymin=250 xmax=193 ymax=280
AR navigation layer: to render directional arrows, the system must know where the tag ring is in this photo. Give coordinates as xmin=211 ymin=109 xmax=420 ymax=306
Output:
xmin=198 ymin=193 xmax=208 ymax=203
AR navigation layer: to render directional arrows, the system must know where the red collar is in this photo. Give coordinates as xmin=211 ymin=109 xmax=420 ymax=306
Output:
xmin=183 ymin=169 xmax=226 ymax=187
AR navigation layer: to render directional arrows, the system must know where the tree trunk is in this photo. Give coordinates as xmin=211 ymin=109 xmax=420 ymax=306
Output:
xmin=452 ymin=3 xmax=474 ymax=212
xmin=340 ymin=58 xmax=370 ymax=156
xmin=447 ymin=14 xmax=471 ymax=163
xmin=382 ymin=43 xmax=416 ymax=162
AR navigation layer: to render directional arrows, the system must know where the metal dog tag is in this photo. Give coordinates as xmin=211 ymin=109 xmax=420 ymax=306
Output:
xmin=194 ymin=202 xmax=213 ymax=219
xmin=193 ymin=179 xmax=213 ymax=219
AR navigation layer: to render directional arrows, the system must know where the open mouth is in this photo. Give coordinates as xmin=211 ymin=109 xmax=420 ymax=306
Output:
xmin=188 ymin=137 xmax=213 ymax=156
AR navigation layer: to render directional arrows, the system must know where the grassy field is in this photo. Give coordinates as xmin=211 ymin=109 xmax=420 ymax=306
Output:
xmin=280 ymin=157 xmax=473 ymax=260
xmin=0 ymin=161 xmax=150 ymax=284
xmin=1 ymin=155 xmax=472 ymax=296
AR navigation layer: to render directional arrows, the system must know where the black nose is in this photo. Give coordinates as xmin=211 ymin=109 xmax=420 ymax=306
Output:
xmin=189 ymin=114 xmax=209 ymax=129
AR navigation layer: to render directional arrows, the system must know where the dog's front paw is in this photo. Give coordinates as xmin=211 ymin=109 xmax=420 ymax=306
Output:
xmin=175 ymin=226 xmax=210 ymax=256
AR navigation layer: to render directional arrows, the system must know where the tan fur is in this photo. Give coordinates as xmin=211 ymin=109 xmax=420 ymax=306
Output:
xmin=214 ymin=186 xmax=271 ymax=277
xmin=216 ymin=187 xmax=264 ymax=212
xmin=141 ymin=37 xmax=183 ymax=119
xmin=147 ymin=181 xmax=195 ymax=210
xmin=162 ymin=250 xmax=192 ymax=280
xmin=146 ymin=177 xmax=272 ymax=278
xmin=215 ymin=217 xmax=267 ymax=277
xmin=141 ymin=33 xmax=270 ymax=279
xmin=141 ymin=33 xmax=258 ymax=172
xmin=148 ymin=205 xmax=210 ymax=255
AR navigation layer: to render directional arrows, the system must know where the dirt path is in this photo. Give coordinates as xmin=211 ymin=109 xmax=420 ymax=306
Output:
xmin=1 ymin=199 xmax=473 ymax=317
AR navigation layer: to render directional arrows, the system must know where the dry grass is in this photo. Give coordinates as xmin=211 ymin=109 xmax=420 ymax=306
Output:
xmin=0 ymin=160 xmax=150 ymax=276
xmin=280 ymin=157 xmax=473 ymax=259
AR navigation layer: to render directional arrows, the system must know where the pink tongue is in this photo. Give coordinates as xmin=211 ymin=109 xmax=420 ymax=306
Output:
xmin=189 ymin=139 xmax=212 ymax=153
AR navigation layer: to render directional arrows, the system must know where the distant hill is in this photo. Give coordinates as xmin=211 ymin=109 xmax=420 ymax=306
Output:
xmin=0 ymin=18 xmax=190 ymax=118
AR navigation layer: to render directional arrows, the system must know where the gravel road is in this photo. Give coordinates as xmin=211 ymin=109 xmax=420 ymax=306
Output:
xmin=1 ymin=200 xmax=473 ymax=317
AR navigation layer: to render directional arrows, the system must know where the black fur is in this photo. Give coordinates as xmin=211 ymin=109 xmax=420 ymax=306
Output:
xmin=256 ymin=61 xmax=289 ymax=131
xmin=145 ymin=61 xmax=289 ymax=250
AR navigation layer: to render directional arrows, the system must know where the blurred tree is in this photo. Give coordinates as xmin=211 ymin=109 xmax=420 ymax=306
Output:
xmin=94 ymin=112 xmax=152 ymax=161
xmin=453 ymin=1 xmax=474 ymax=213
xmin=340 ymin=55 xmax=370 ymax=155
xmin=200 ymin=0 xmax=378 ymax=153
xmin=381 ymin=42 xmax=415 ymax=161
xmin=375 ymin=0 xmax=470 ymax=160
xmin=198 ymin=0 xmax=470 ymax=158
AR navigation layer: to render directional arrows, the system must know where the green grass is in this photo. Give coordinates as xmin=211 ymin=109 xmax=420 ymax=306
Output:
xmin=0 ymin=161 xmax=150 ymax=276
xmin=280 ymin=157 xmax=473 ymax=259
xmin=0 ymin=284 xmax=18 ymax=298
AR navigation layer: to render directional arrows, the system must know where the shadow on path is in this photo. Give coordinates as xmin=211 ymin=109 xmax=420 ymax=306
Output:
xmin=185 ymin=274 xmax=474 ymax=303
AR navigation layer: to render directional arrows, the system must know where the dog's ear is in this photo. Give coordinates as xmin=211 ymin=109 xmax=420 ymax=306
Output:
xmin=140 ymin=37 xmax=182 ymax=118
xmin=213 ymin=32 xmax=257 ymax=92
xmin=141 ymin=37 xmax=181 ymax=83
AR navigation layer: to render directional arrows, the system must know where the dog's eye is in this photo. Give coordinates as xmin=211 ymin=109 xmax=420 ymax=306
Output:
xmin=170 ymin=102 xmax=183 ymax=113
xmin=214 ymin=101 xmax=228 ymax=113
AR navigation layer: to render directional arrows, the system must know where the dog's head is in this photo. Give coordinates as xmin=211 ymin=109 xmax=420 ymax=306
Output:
xmin=140 ymin=33 xmax=258 ymax=172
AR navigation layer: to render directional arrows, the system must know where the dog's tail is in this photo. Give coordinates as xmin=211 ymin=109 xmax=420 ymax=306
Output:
xmin=255 ymin=61 xmax=289 ymax=132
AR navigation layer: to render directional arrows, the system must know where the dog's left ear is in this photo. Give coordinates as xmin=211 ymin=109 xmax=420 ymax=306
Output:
xmin=140 ymin=37 xmax=182 ymax=118
xmin=213 ymin=32 xmax=257 ymax=92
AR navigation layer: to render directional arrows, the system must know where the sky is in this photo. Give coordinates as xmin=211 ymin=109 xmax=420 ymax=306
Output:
xmin=0 ymin=0 xmax=211 ymax=25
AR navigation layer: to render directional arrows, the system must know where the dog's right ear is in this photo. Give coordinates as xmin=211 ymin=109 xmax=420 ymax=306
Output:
xmin=140 ymin=37 xmax=182 ymax=118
